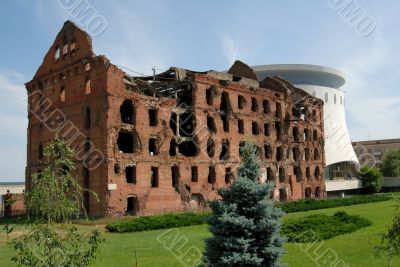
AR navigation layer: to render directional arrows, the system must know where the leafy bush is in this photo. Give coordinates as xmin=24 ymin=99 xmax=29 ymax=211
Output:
xmin=358 ymin=166 xmax=384 ymax=193
xmin=106 ymin=194 xmax=392 ymax=233
xmin=381 ymin=150 xmax=400 ymax=177
xmin=277 ymin=194 xmax=391 ymax=213
xmin=282 ymin=211 xmax=372 ymax=242
xmin=106 ymin=212 xmax=210 ymax=233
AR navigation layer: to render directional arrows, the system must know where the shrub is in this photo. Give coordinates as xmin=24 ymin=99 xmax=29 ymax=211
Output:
xmin=381 ymin=150 xmax=400 ymax=177
xmin=358 ymin=166 xmax=384 ymax=193
xmin=282 ymin=211 xmax=372 ymax=243
xmin=106 ymin=212 xmax=210 ymax=233
xmin=277 ymin=194 xmax=391 ymax=213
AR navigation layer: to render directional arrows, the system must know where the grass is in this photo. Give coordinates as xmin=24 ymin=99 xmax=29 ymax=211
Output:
xmin=0 ymin=199 xmax=399 ymax=266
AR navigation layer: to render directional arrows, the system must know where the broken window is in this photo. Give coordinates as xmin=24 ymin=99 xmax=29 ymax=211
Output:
xmin=191 ymin=166 xmax=198 ymax=182
xmin=151 ymin=167 xmax=159 ymax=187
xmin=207 ymin=116 xmax=217 ymax=133
xmin=305 ymin=187 xmax=312 ymax=199
xmin=315 ymin=186 xmax=321 ymax=198
xmin=206 ymin=86 xmax=215 ymax=105
xmin=207 ymin=138 xmax=215 ymax=158
xmin=120 ymin=100 xmax=134 ymax=125
xmin=251 ymin=97 xmax=258 ymax=112
xmin=275 ymin=121 xmax=282 ymax=140
xmin=279 ymin=188 xmax=287 ymax=202
xmin=252 ymin=122 xmax=260 ymax=135
xmin=264 ymin=144 xmax=272 ymax=159
xmin=125 ymin=166 xmax=136 ymax=184
xmin=225 ymin=168 xmax=233 ymax=184
xmin=126 ymin=196 xmax=138 ymax=216
xmin=84 ymin=138 xmax=91 ymax=153
xmin=60 ymin=86 xmax=65 ymax=102
xmin=293 ymin=147 xmax=301 ymax=162
xmin=84 ymin=63 xmax=90 ymax=71
xmin=263 ymin=99 xmax=270 ymax=114
xmin=54 ymin=47 xmax=60 ymax=61
xmin=315 ymin=166 xmax=321 ymax=180
xmin=208 ymin=166 xmax=216 ymax=184
xmin=149 ymin=138 xmax=158 ymax=155
xmin=114 ymin=163 xmax=121 ymax=174
xmin=294 ymin=166 xmax=302 ymax=182
xmin=313 ymin=130 xmax=318 ymax=141
xmin=85 ymin=77 xmax=91 ymax=94
xmin=305 ymin=148 xmax=310 ymax=161
xmin=117 ymin=131 xmax=134 ymax=153
xmin=171 ymin=165 xmax=180 ymax=188
xmin=177 ymin=83 xmax=193 ymax=106
xmin=169 ymin=138 xmax=177 ymax=156
xmin=220 ymin=91 xmax=232 ymax=113
xmin=221 ymin=114 xmax=229 ymax=132
xmin=292 ymin=107 xmax=301 ymax=119
xmin=306 ymin=167 xmax=311 ymax=181
xmin=293 ymin=127 xmax=300 ymax=142
xmin=238 ymin=95 xmax=245 ymax=109
xmin=238 ymin=119 xmax=244 ymax=134
xmin=314 ymin=148 xmax=320 ymax=160
xmin=276 ymin=146 xmax=284 ymax=161
xmin=264 ymin=123 xmax=270 ymax=136
xmin=83 ymin=167 xmax=90 ymax=212
xmin=62 ymin=43 xmax=68 ymax=55
xmin=178 ymin=141 xmax=198 ymax=157
xmin=304 ymin=128 xmax=309 ymax=141
xmin=38 ymin=143 xmax=43 ymax=159
xmin=267 ymin=167 xmax=274 ymax=182
xmin=149 ymin=108 xmax=158 ymax=126
xmin=170 ymin=113 xmax=178 ymax=135
xmin=84 ymin=107 xmax=91 ymax=130
xmin=179 ymin=112 xmax=194 ymax=137
xmin=279 ymin=167 xmax=285 ymax=183
xmin=220 ymin=139 xmax=230 ymax=160
xmin=275 ymin=102 xmax=282 ymax=118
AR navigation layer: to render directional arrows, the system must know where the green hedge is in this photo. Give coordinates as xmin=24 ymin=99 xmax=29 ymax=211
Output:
xmin=277 ymin=194 xmax=392 ymax=213
xmin=106 ymin=212 xmax=210 ymax=233
xmin=281 ymin=211 xmax=372 ymax=242
xmin=106 ymin=194 xmax=391 ymax=233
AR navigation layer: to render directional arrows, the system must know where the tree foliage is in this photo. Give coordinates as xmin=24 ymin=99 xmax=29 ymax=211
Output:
xmin=10 ymin=138 xmax=103 ymax=267
xmin=10 ymin=225 xmax=103 ymax=267
xmin=374 ymin=214 xmax=400 ymax=267
xmin=25 ymin=137 xmax=91 ymax=223
xmin=381 ymin=150 xmax=400 ymax=177
xmin=204 ymin=141 xmax=285 ymax=267
xmin=358 ymin=166 xmax=383 ymax=193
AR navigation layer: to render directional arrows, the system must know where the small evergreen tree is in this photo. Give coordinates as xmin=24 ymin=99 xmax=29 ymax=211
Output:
xmin=381 ymin=150 xmax=400 ymax=177
xmin=204 ymin=141 xmax=285 ymax=267
xmin=358 ymin=166 xmax=383 ymax=193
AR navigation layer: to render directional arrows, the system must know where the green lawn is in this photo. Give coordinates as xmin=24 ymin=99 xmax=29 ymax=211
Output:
xmin=0 ymin=199 xmax=398 ymax=266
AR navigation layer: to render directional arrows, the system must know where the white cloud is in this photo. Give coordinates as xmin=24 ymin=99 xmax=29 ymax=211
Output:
xmin=221 ymin=35 xmax=248 ymax=66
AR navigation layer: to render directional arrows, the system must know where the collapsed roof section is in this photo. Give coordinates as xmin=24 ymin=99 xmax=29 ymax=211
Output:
xmin=121 ymin=60 xmax=319 ymax=104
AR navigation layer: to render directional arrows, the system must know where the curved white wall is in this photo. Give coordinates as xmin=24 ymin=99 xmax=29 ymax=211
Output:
xmin=294 ymin=84 xmax=358 ymax=166
xmin=253 ymin=64 xmax=359 ymax=169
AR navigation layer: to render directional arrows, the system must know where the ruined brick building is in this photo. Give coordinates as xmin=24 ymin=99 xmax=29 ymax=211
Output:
xmin=25 ymin=21 xmax=326 ymax=216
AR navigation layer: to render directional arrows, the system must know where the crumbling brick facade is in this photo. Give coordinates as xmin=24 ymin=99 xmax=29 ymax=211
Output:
xmin=25 ymin=21 xmax=326 ymax=217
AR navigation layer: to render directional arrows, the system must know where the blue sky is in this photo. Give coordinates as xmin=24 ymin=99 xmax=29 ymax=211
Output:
xmin=1 ymin=0 xmax=400 ymax=182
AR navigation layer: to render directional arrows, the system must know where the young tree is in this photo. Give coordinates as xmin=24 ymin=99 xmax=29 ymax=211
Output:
xmin=10 ymin=137 xmax=103 ymax=267
xmin=381 ymin=150 xmax=400 ymax=177
xmin=374 ymin=214 xmax=400 ymax=267
xmin=358 ymin=166 xmax=384 ymax=193
xmin=204 ymin=141 xmax=285 ymax=266
xmin=25 ymin=137 xmax=87 ymax=223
